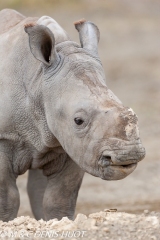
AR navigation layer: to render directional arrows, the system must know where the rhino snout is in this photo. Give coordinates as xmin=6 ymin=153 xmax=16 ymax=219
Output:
xmin=116 ymin=144 xmax=145 ymax=164
xmin=100 ymin=142 xmax=145 ymax=166
xmin=97 ymin=141 xmax=145 ymax=180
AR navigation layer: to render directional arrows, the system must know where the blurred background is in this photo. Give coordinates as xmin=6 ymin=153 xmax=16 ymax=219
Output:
xmin=0 ymin=0 xmax=160 ymax=216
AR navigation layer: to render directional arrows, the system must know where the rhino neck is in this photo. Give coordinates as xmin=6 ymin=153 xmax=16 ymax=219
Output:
xmin=4 ymin=34 xmax=60 ymax=152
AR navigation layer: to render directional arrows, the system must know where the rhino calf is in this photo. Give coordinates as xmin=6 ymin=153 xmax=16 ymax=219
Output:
xmin=0 ymin=9 xmax=145 ymax=221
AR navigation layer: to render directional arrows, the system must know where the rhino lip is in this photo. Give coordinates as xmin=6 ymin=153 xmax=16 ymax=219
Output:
xmin=98 ymin=160 xmax=137 ymax=169
xmin=116 ymin=162 xmax=137 ymax=169
xmin=97 ymin=149 xmax=140 ymax=180
xmin=98 ymin=153 xmax=138 ymax=169
xmin=98 ymin=162 xmax=137 ymax=180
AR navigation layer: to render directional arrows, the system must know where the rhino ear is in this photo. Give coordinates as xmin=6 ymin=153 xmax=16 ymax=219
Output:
xmin=24 ymin=23 xmax=59 ymax=66
xmin=74 ymin=19 xmax=100 ymax=58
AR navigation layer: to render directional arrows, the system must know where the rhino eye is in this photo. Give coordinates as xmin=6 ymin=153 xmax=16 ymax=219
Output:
xmin=74 ymin=117 xmax=84 ymax=125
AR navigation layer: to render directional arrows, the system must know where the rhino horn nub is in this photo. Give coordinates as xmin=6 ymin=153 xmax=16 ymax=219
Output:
xmin=74 ymin=19 xmax=100 ymax=58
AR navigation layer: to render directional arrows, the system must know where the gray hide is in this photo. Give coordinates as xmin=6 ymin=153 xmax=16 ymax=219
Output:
xmin=0 ymin=9 xmax=145 ymax=221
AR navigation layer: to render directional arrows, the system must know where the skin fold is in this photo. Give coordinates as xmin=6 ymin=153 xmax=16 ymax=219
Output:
xmin=0 ymin=9 xmax=145 ymax=221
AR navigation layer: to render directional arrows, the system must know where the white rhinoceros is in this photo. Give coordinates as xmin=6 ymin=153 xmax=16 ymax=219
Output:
xmin=0 ymin=9 xmax=145 ymax=221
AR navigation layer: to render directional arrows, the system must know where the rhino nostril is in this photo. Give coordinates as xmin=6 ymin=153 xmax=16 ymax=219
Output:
xmin=98 ymin=155 xmax=111 ymax=168
xmin=104 ymin=155 xmax=111 ymax=161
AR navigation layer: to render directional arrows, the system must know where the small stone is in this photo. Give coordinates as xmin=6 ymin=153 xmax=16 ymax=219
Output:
xmin=144 ymin=210 xmax=149 ymax=214
xmin=58 ymin=222 xmax=76 ymax=230
xmin=104 ymin=209 xmax=117 ymax=212
xmin=12 ymin=216 xmax=25 ymax=226
xmin=18 ymin=224 xmax=25 ymax=229
xmin=91 ymin=225 xmax=98 ymax=230
xmin=103 ymin=227 xmax=110 ymax=232
xmin=151 ymin=236 xmax=157 ymax=240
xmin=50 ymin=220 xmax=60 ymax=228
xmin=46 ymin=219 xmax=57 ymax=225
xmin=51 ymin=217 xmax=73 ymax=229
xmin=151 ymin=211 xmax=156 ymax=215
xmin=146 ymin=216 xmax=159 ymax=227
xmin=103 ymin=221 xmax=108 ymax=226
xmin=38 ymin=219 xmax=44 ymax=224
xmin=85 ymin=218 xmax=97 ymax=230
xmin=89 ymin=211 xmax=106 ymax=225
xmin=74 ymin=213 xmax=87 ymax=224
xmin=29 ymin=218 xmax=39 ymax=224
xmin=27 ymin=223 xmax=35 ymax=231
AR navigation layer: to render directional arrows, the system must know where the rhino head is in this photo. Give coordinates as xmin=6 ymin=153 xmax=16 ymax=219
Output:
xmin=25 ymin=19 xmax=145 ymax=180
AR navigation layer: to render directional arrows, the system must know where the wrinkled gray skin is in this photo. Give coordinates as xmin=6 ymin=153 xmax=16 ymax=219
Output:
xmin=0 ymin=9 xmax=145 ymax=222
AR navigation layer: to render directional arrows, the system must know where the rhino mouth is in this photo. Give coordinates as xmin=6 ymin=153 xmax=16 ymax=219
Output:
xmin=97 ymin=148 xmax=143 ymax=180
xmin=98 ymin=154 xmax=139 ymax=168
xmin=117 ymin=162 xmax=137 ymax=169
xmin=98 ymin=162 xmax=137 ymax=180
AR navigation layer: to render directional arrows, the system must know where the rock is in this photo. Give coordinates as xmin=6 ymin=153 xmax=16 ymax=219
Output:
xmin=74 ymin=214 xmax=87 ymax=224
xmin=144 ymin=209 xmax=149 ymax=214
xmin=46 ymin=219 xmax=57 ymax=226
xmin=102 ymin=227 xmax=110 ymax=232
xmin=76 ymin=218 xmax=97 ymax=230
xmin=151 ymin=236 xmax=157 ymax=240
xmin=50 ymin=219 xmax=60 ymax=227
xmin=38 ymin=219 xmax=44 ymax=224
xmin=146 ymin=216 xmax=159 ymax=227
xmin=12 ymin=216 xmax=26 ymax=226
xmin=104 ymin=209 xmax=117 ymax=212
xmin=50 ymin=217 xmax=76 ymax=230
xmin=27 ymin=223 xmax=35 ymax=231
xmin=89 ymin=211 xmax=107 ymax=224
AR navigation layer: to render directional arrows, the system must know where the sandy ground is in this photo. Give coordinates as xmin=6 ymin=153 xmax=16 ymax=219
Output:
xmin=0 ymin=211 xmax=160 ymax=240
xmin=0 ymin=0 xmax=160 ymax=239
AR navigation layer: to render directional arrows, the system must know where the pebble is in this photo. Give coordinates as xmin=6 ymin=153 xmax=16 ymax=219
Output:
xmin=12 ymin=216 xmax=26 ymax=226
xmin=104 ymin=208 xmax=117 ymax=212
xmin=74 ymin=213 xmax=87 ymax=224
xmin=144 ymin=209 xmax=149 ymax=214
xmin=102 ymin=227 xmax=110 ymax=232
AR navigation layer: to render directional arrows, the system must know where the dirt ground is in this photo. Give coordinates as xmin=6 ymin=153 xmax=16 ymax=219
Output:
xmin=0 ymin=0 xmax=160 ymax=239
xmin=0 ymin=211 xmax=160 ymax=240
